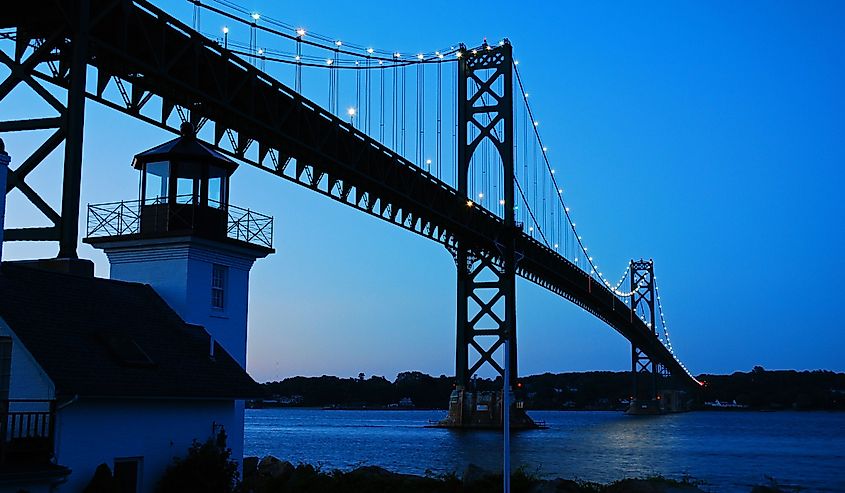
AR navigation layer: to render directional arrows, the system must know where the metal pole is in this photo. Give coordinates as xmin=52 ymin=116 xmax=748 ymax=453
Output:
xmin=0 ymin=139 xmax=9 ymax=262
xmin=503 ymin=339 xmax=511 ymax=493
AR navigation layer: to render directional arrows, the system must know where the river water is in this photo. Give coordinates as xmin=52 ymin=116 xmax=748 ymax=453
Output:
xmin=244 ymin=409 xmax=845 ymax=492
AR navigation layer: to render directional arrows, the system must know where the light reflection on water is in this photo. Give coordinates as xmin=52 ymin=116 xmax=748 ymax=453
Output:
xmin=244 ymin=409 xmax=845 ymax=492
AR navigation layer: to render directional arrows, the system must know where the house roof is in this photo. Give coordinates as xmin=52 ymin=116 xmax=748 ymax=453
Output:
xmin=0 ymin=262 xmax=265 ymax=400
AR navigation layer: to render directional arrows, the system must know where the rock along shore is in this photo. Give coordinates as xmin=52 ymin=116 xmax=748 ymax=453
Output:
xmin=243 ymin=456 xmax=794 ymax=493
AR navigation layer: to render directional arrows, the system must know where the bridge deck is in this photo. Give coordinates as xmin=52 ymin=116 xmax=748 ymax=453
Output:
xmin=0 ymin=0 xmax=697 ymax=387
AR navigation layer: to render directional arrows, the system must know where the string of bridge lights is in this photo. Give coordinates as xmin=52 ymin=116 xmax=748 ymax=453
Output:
xmin=189 ymin=0 xmax=463 ymax=67
xmin=514 ymin=62 xmax=625 ymax=292
xmin=654 ymin=278 xmax=700 ymax=383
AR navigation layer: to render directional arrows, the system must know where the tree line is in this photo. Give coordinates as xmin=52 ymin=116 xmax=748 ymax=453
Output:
xmin=259 ymin=367 xmax=845 ymax=411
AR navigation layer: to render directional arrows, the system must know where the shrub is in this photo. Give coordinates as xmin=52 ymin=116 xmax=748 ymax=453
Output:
xmin=156 ymin=429 xmax=239 ymax=493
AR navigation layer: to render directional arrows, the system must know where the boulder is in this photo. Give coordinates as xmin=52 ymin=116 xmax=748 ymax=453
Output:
xmin=242 ymin=456 xmax=259 ymax=478
xmin=529 ymin=478 xmax=584 ymax=493
xmin=606 ymin=478 xmax=706 ymax=493
xmin=348 ymin=465 xmax=397 ymax=480
xmin=462 ymin=463 xmax=492 ymax=485
xmin=257 ymin=455 xmax=294 ymax=480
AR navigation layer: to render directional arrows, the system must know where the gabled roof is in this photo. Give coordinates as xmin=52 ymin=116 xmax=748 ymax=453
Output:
xmin=0 ymin=262 xmax=264 ymax=400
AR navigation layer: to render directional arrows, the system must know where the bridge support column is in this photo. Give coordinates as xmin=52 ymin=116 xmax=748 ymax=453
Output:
xmin=627 ymin=259 xmax=663 ymax=414
xmin=0 ymin=0 xmax=91 ymax=264
xmin=435 ymin=40 xmax=537 ymax=430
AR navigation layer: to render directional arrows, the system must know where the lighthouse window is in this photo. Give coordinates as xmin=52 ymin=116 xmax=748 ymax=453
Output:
xmin=211 ymin=264 xmax=227 ymax=310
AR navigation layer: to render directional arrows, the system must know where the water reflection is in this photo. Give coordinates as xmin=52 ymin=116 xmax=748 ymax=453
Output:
xmin=245 ymin=409 xmax=845 ymax=492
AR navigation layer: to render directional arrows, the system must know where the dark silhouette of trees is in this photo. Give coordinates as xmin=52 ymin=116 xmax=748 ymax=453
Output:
xmin=260 ymin=368 xmax=845 ymax=411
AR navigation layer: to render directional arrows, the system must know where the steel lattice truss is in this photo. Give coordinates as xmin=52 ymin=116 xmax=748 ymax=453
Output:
xmin=0 ymin=0 xmax=697 ymax=387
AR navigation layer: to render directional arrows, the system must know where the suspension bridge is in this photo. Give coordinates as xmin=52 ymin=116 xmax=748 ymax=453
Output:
xmin=0 ymin=0 xmax=701 ymax=425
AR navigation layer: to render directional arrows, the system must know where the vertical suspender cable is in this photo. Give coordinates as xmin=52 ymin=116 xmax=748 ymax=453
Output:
xmin=295 ymin=38 xmax=302 ymax=93
xmin=365 ymin=57 xmax=371 ymax=135
xmin=392 ymin=64 xmax=398 ymax=149
xmin=355 ymin=61 xmax=361 ymax=129
xmin=437 ymin=59 xmax=442 ymax=179
xmin=401 ymin=64 xmax=407 ymax=156
xmin=380 ymin=62 xmax=385 ymax=143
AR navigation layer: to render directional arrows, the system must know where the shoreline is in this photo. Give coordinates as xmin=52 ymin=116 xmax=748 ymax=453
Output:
xmin=247 ymin=405 xmax=844 ymax=413
xmin=243 ymin=457 xmax=799 ymax=493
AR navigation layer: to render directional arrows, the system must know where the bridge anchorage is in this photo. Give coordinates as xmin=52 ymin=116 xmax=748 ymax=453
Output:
xmin=0 ymin=0 xmax=702 ymax=431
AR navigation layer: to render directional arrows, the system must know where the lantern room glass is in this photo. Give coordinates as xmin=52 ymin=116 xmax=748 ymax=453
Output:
xmin=140 ymin=161 xmax=229 ymax=208
xmin=142 ymin=161 xmax=169 ymax=204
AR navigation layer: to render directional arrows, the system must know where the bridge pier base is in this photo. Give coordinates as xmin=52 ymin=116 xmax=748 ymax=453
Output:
xmin=625 ymin=398 xmax=662 ymax=415
xmin=434 ymin=388 xmax=541 ymax=430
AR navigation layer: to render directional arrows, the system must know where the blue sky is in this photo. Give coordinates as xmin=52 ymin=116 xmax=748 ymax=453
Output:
xmin=2 ymin=1 xmax=844 ymax=381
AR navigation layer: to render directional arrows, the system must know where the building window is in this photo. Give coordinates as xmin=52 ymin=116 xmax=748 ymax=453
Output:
xmin=211 ymin=264 xmax=227 ymax=310
xmin=0 ymin=337 xmax=10 ymax=401
xmin=114 ymin=457 xmax=142 ymax=493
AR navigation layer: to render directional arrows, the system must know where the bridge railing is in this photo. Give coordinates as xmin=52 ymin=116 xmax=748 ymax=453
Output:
xmin=86 ymin=196 xmax=273 ymax=249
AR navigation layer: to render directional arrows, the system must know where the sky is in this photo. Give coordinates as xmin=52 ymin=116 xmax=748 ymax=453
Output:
xmin=2 ymin=1 xmax=844 ymax=382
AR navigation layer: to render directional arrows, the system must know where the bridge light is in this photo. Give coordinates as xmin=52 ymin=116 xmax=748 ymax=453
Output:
xmin=554 ymin=243 xmax=559 ymax=249
xmin=347 ymin=107 xmax=356 ymax=117
xmin=472 ymin=49 xmax=478 ymax=55
xmin=426 ymin=159 xmax=432 ymax=165
xmin=222 ymin=26 xmax=229 ymax=34
xmin=467 ymin=200 xmax=474 ymax=207
xmin=367 ymin=47 xmax=374 ymax=54
xmin=534 ymin=121 xmax=539 ymax=126
xmin=478 ymin=192 xmax=484 ymax=199
xmin=529 ymin=227 xmax=534 ymax=232
xmin=379 ymin=60 xmax=384 ymax=65
xmin=394 ymin=52 xmax=402 ymax=58
xmin=326 ymin=59 xmax=333 ymax=65
xmin=514 ymin=60 xmax=520 ymax=65
xmin=551 ymin=169 xmax=556 ymax=174
xmin=558 ymin=188 xmax=563 ymax=194
xmin=417 ymin=53 xmax=424 ymax=60
xmin=294 ymin=55 xmax=301 ymax=61
xmin=251 ymin=12 xmax=261 ymax=21
xmin=499 ymin=40 xmax=506 ymax=46
xmin=257 ymin=48 xmax=264 ymax=55
xmin=543 ymin=146 xmax=548 ymax=152
xmin=456 ymin=52 xmax=463 ymax=58
xmin=296 ymin=28 xmax=306 ymax=37
xmin=335 ymin=40 xmax=343 ymax=47
xmin=499 ymin=199 xmax=505 ymax=205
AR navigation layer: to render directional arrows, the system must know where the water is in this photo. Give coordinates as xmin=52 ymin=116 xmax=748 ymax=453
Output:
xmin=244 ymin=409 xmax=845 ymax=492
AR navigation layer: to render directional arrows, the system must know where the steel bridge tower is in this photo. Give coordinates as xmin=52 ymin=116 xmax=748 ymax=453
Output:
xmin=627 ymin=258 xmax=664 ymax=414
xmin=437 ymin=41 xmax=537 ymax=429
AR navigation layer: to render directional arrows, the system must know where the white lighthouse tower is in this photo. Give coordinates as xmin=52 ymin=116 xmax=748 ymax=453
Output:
xmin=85 ymin=122 xmax=274 ymax=463
xmin=86 ymin=122 xmax=273 ymax=364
